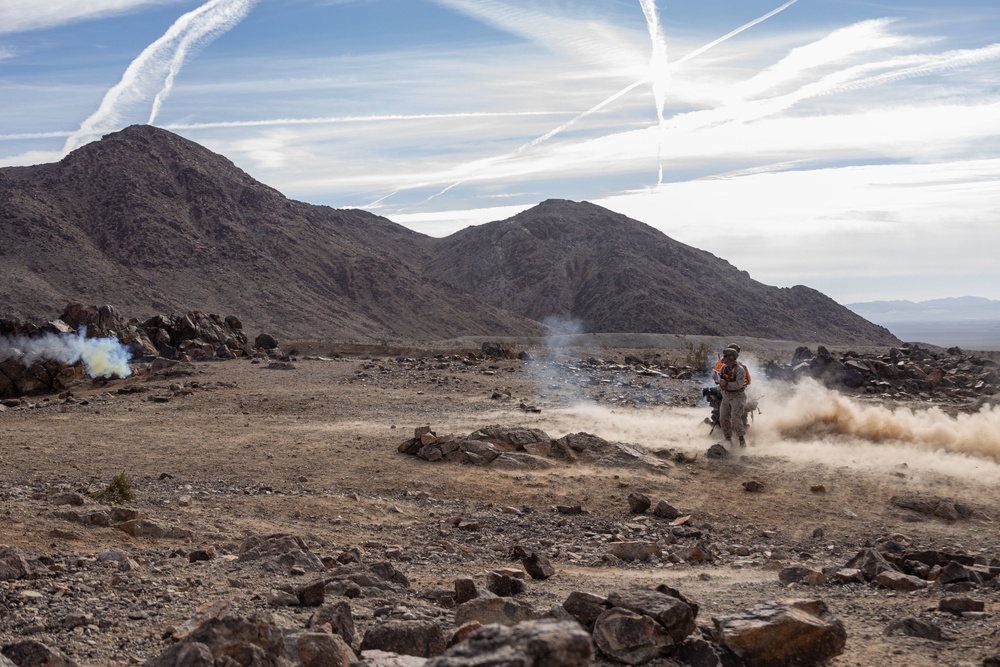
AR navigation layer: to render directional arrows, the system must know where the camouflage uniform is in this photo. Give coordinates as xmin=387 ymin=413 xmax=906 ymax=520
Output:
xmin=719 ymin=360 xmax=748 ymax=446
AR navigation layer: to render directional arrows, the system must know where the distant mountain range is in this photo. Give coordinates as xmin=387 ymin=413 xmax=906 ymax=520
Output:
xmin=847 ymin=297 xmax=1000 ymax=350
xmin=0 ymin=124 xmax=899 ymax=346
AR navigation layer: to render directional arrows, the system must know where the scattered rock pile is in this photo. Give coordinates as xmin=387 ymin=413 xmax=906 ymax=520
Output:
xmin=397 ymin=425 xmax=672 ymax=473
xmin=0 ymin=304 xmax=282 ymax=399
xmin=764 ymin=343 xmax=1000 ymax=405
xmin=3 ymin=533 xmax=850 ymax=667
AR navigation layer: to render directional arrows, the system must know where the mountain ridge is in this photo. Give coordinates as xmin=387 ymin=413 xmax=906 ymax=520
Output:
xmin=0 ymin=125 xmax=898 ymax=346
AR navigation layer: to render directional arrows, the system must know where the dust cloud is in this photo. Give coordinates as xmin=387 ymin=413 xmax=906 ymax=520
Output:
xmin=518 ymin=374 xmax=1000 ymax=485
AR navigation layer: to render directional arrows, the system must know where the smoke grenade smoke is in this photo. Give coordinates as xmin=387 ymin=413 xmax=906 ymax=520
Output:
xmin=0 ymin=327 xmax=131 ymax=379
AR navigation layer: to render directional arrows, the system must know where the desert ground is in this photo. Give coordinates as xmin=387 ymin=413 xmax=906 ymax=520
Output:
xmin=1 ymin=336 xmax=998 ymax=666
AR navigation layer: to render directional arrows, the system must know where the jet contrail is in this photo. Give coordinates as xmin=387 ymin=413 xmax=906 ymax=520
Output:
xmin=149 ymin=0 xmax=257 ymax=124
xmin=639 ymin=0 xmax=669 ymax=184
xmin=0 ymin=111 xmax=568 ymax=142
xmin=61 ymin=0 xmax=257 ymax=154
xmin=418 ymin=0 xmax=798 ymax=204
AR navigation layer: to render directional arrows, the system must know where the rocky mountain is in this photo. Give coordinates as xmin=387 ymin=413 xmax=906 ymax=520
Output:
xmin=428 ymin=200 xmax=898 ymax=344
xmin=1 ymin=125 xmax=898 ymax=345
xmin=0 ymin=125 xmax=542 ymax=341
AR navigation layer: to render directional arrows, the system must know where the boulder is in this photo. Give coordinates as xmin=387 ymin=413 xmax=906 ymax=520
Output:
xmin=713 ymin=599 xmax=846 ymax=667
xmin=562 ymin=591 xmax=609 ymax=630
xmin=874 ymin=570 xmax=927 ymax=592
xmin=521 ymin=551 xmax=555 ymax=580
xmin=606 ymin=587 xmax=697 ymax=643
xmin=2 ymin=640 xmax=81 ymax=667
xmin=425 ymin=620 xmax=591 ymax=667
xmin=453 ymin=598 xmax=537 ymax=627
xmin=627 ymin=493 xmax=651 ymax=514
xmin=592 ymin=607 xmax=674 ymax=665
xmin=884 ymin=615 xmax=947 ymax=641
xmin=360 ymin=620 xmax=446 ymax=658
xmin=844 ymin=548 xmax=897 ymax=582
xmin=143 ymin=603 xmax=284 ymax=667
xmin=308 ymin=600 xmax=360 ymax=650
xmin=0 ymin=546 xmax=33 ymax=581
xmin=288 ymin=631 xmax=357 ymax=667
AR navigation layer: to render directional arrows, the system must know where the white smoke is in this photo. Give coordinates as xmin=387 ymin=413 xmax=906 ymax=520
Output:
xmin=0 ymin=327 xmax=132 ymax=379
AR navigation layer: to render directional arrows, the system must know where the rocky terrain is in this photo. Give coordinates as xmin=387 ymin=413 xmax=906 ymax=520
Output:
xmin=0 ymin=125 xmax=897 ymax=346
xmin=1 ymin=328 xmax=999 ymax=666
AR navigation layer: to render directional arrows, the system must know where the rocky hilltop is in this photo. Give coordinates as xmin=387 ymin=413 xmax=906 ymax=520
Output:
xmin=1 ymin=125 xmax=897 ymax=345
xmin=430 ymin=200 xmax=897 ymax=344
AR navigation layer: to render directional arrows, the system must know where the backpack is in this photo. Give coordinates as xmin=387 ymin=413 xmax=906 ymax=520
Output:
xmin=715 ymin=359 xmax=752 ymax=385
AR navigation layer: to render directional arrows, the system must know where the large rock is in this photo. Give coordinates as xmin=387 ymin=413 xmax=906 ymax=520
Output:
xmin=2 ymin=640 xmax=80 ymax=667
xmin=143 ymin=603 xmax=285 ymax=667
xmin=425 ymin=620 xmax=591 ymax=667
xmin=562 ymin=591 xmax=609 ymax=630
xmin=308 ymin=600 xmax=360 ymax=650
xmin=453 ymin=598 xmax=538 ymax=627
xmin=360 ymin=620 xmax=446 ymax=658
xmin=606 ymin=587 xmax=697 ymax=643
xmin=287 ymin=631 xmax=357 ymax=667
xmin=237 ymin=533 xmax=326 ymax=573
xmin=592 ymin=607 xmax=674 ymax=665
xmin=844 ymin=548 xmax=897 ymax=582
xmin=713 ymin=599 xmax=846 ymax=667
xmin=0 ymin=546 xmax=33 ymax=581
xmin=467 ymin=426 xmax=552 ymax=452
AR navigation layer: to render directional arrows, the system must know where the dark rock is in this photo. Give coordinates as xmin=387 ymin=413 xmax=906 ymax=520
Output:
xmin=606 ymin=587 xmax=697 ymax=643
xmin=593 ymin=607 xmax=674 ymax=664
xmin=308 ymin=600 xmax=360 ymax=650
xmin=425 ymin=619 xmax=591 ymax=667
xmin=296 ymin=578 xmax=326 ymax=607
xmin=2 ymin=640 xmax=81 ymax=667
xmin=884 ymin=615 xmax=948 ymax=641
xmin=707 ymin=444 xmax=728 ymax=459
xmin=0 ymin=546 xmax=33 ymax=581
xmin=143 ymin=602 xmax=284 ymax=666
xmin=454 ymin=578 xmax=478 ymax=604
xmin=627 ymin=492 xmax=651 ymax=514
xmin=521 ymin=551 xmax=555 ymax=580
xmin=562 ymin=591 xmax=609 ymax=630
xmin=844 ymin=547 xmax=897 ymax=582
xmin=486 ymin=570 xmax=526 ymax=597
xmin=677 ymin=635 xmax=742 ymax=667
xmin=653 ymin=500 xmax=680 ymax=520
xmin=939 ymin=597 xmax=985 ymax=615
xmin=360 ymin=620 xmax=446 ymax=658
xmin=713 ymin=599 xmax=846 ymax=667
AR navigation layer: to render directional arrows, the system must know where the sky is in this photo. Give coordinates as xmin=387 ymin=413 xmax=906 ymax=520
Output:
xmin=2 ymin=0 xmax=1000 ymax=306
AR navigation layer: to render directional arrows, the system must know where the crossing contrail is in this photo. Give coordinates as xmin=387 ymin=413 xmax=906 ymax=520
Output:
xmin=61 ymin=0 xmax=257 ymax=154
xmin=639 ymin=0 xmax=669 ymax=184
xmin=418 ymin=0 xmax=798 ymax=204
xmin=0 ymin=111 xmax=569 ymax=142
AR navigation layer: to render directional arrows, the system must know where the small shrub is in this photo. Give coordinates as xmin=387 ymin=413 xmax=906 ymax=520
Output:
xmin=92 ymin=471 xmax=135 ymax=504
xmin=681 ymin=338 xmax=713 ymax=373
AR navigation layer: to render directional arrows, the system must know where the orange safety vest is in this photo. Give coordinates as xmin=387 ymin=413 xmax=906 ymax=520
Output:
xmin=715 ymin=359 xmax=751 ymax=385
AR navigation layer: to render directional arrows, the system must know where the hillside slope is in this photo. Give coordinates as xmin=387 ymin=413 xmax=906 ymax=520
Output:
xmin=1 ymin=125 xmax=897 ymax=345
xmin=0 ymin=125 xmax=542 ymax=341
xmin=430 ymin=200 xmax=898 ymax=345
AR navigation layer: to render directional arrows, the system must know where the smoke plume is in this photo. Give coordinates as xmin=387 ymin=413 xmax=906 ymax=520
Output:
xmin=0 ymin=328 xmax=132 ymax=379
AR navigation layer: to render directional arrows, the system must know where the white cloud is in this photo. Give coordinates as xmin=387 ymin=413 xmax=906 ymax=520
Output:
xmin=0 ymin=0 xmax=186 ymax=34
